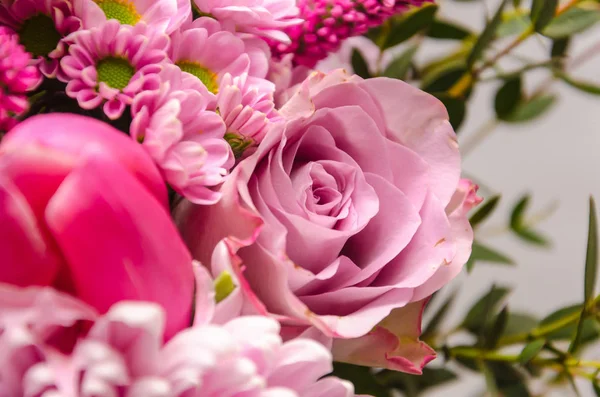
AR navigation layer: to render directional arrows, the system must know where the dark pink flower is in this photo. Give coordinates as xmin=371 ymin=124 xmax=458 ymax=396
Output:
xmin=0 ymin=26 xmax=41 ymax=132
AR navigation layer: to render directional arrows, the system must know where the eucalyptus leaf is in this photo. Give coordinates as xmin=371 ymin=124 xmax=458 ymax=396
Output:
xmin=383 ymin=4 xmax=438 ymax=49
xmin=470 ymin=195 xmax=501 ymax=228
xmin=498 ymin=9 xmax=530 ymax=37
xmin=467 ymin=0 xmax=509 ymax=69
xmin=421 ymin=61 xmax=468 ymax=93
xmin=467 ymin=242 xmax=514 ymax=272
xmin=531 ymin=0 xmax=558 ymax=32
xmin=433 ymin=93 xmax=466 ymax=131
xmin=331 ymin=363 xmax=389 ymax=397
xmin=542 ymin=6 xmax=600 ymax=39
xmin=351 ymin=49 xmax=371 ymax=79
xmin=383 ymin=45 xmax=418 ymax=80
xmin=427 ymin=19 xmax=471 ymax=40
xmin=485 ymin=306 xmax=509 ymax=348
xmin=557 ymin=72 xmax=600 ymax=95
xmin=495 ymin=76 xmax=523 ymax=120
xmin=463 ymin=285 xmax=510 ymax=334
xmin=593 ymin=381 xmax=600 ymax=397
xmin=503 ymin=313 xmax=539 ymax=337
xmin=376 ymin=367 xmax=458 ymax=394
xmin=518 ymin=339 xmax=545 ymax=364
xmin=504 ymin=95 xmax=557 ymax=123
xmin=422 ymin=291 xmax=457 ymax=339
xmin=584 ymin=197 xmax=598 ymax=302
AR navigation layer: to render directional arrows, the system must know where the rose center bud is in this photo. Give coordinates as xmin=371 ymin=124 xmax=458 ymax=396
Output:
xmin=94 ymin=0 xmax=141 ymax=25
xmin=96 ymin=57 xmax=135 ymax=90
xmin=17 ymin=14 xmax=62 ymax=58
xmin=176 ymin=61 xmax=219 ymax=94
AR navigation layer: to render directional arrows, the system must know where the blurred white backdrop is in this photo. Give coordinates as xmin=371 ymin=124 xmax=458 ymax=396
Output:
xmin=318 ymin=0 xmax=600 ymax=395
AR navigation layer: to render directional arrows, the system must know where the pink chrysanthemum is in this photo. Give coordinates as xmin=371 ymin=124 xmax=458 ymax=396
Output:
xmin=131 ymin=65 xmax=234 ymax=205
xmin=0 ymin=0 xmax=104 ymax=78
xmin=191 ymin=0 xmax=302 ymax=43
xmin=270 ymin=0 xmax=430 ymax=67
xmin=169 ymin=17 xmax=270 ymax=102
xmin=60 ymin=20 xmax=169 ymax=120
xmin=91 ymin=0 xmax=191 ymax=33
xmin=0 ymin=27 xmax=41 ymax=132
xmin=0 ymin=267 xmax=357 ymax=397
xmin=218 ymin=73 xmax=281 ymax=157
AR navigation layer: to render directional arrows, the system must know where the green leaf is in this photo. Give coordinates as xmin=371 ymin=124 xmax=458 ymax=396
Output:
xmin=470 ymin=195 xmax=501 ymax=228
xmin=498 ymin=9 xmax=530 ymax=37
xmin=467 ymin=242 xmax=514 ymax=272
xmin=541 ymin=304 xmax=600 ymax=343
xmin=432 ymin=93 xmax=466 ymax=131
xmin=427 ymin=19 xmax=471 ymax=40
xmin=480 ymin=362 xmax=500 ymax=397
xmin=503 ymin=313 xmax=538 ymax=337
xmin=504 ymin=94 xmax=557 ymax=123
xmin=593 ymin=380 xmax=600 ymax=396
xmin=421 ymin=61 xmax=468 ymax=93
xmin=488 ymin=362 xmax=531 ymax=396
xmin=510 ymin=194 xmax=530 ymax=230
xmin=557 ymin=72 xmax=600 ymax=96
xmin=485 ymin=306 xmax=509 ymax=348
xmin=542 ymin=5 xmax=600 ymax=39
xmin=383 ymin=45 xmax=418 ymax=80
xmin=383 ymin=4 xmax=438 ymax=49
xmin=531 ymin=0 xmax=558 ymax=32
xmin=467 ymin=0 xmax=509 ymax=69
xmin=331 ymin=363 xmax=389 ymax=397
xmin=463 ymin=285 xmax=511 ymax=334
xmin=518 ymin=339 xmax=545 ymax=364
xmin=551 ymin=38 xmax=570 ymax=58
xmin=351 ymin=49 xmax=371 ymax=79
xmin=376 ymin=367 xmax=458 ymax=394
xmin=570 ymin=197 xmax=598 ymax=353
xmin=422 ymin=291 xmax=457 ymax=339
xmin=584 ymin=197 xmax=598 ymax=302
xmin=495 ymin=76 xmax=523 ymax=120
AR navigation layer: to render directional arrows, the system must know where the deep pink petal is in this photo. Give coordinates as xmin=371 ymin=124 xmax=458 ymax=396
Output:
xmin=44 ymin=151 xmax=194 ymax=340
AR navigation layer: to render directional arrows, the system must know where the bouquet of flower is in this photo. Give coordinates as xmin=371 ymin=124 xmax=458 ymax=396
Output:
xmin=1 ymin=0 xmax=599 ymax=395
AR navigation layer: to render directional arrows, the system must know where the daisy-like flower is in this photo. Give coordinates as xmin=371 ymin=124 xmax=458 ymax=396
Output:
xmin=0 ymin=0 xmax=104 ymax=78
xmin=169 ymin=17 xmax=270 ymax=103
xmin=61 ymin=20 xmax=169 ymax=120
xmin=0 ymin=266 xmax=358 ymax=397
xmin=191 ymin=0 xmax=302 ymax=43
xmin=131 ymin=65 xmax=234 ymax=205
xmin=91 ymin=0 xmax=191 ymax=33
xmin=218 ymin=73 xmax=281 ymax=158
xmin=0 ymin=27 xmax=41 ymax=132
xmin=271 ymin=0 xmax=431 ymax=67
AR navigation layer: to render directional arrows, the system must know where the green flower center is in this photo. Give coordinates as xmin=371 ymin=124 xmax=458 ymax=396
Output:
xmin=94 ymin=0 xmax=141 ymax=25
xmin=18 ymin=14 xmax=62 ymax=58
xmin=224 ymin=132 xmax=253 ymax=159
xmin=176 ymin=60 xmax=219 ymax=94
xmin=96 ymin=57 xmax=135 ymax=90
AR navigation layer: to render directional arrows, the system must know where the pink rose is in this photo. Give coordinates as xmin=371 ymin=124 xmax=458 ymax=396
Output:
xmin=0 ymin=113 xmax=194 ymax=339
xmin=177 ymin=70 xmax=479 ymax=372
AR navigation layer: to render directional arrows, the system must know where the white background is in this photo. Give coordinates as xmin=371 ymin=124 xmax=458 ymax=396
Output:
xmin=318 ymin=0 xmax=600 ymax=395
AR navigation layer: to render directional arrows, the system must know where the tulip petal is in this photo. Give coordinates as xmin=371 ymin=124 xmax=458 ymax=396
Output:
xmin=44 ymin=151 xmax=194 ymax=340
xmin=2 ymin=114 xmax=168 ymax=209
xmin=0 ymin=176 xmax=61 ymax=286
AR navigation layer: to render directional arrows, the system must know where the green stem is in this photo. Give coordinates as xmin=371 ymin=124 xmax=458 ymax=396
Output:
xmin=498 ymin=295 xmax=600 ymax=346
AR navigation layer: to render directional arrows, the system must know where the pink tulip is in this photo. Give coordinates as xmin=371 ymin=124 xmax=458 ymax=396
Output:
xmin=0 ymin=113 xmax=194 ymax=339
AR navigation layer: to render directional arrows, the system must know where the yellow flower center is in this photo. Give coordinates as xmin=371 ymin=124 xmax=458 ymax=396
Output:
xmin=95 ymin=0 xmax=141 ymax=25
xmin=176 ymin=60 xmax=219 ymax=94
